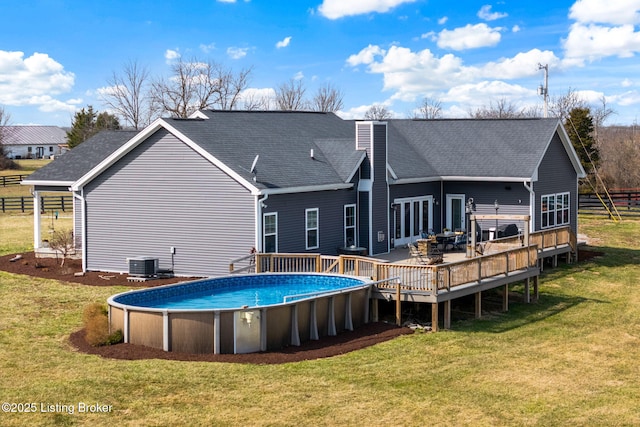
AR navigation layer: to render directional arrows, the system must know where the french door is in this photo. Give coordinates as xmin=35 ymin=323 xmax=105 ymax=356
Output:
xmin=393 ymin=196 xmax=433 ymax=247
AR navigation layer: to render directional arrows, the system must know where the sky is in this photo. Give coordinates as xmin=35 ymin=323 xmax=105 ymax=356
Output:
xmin=2 ymin=0 xmax=640 ymax=127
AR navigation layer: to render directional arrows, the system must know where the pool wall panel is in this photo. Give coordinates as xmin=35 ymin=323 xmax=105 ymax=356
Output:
xmin=297 ymin=301 xmax=311 ymax=343
xmin=219 ymin=312 xmax=235 ymax=354
xmin=334 ymin=294 xmax=347 ymax=333
xmin=110 ymin=307 xmax=124 ymax=333
xmin=266 ymin=306 xmax=292 ymax=350
xmin=316 ymin=297 xmax=330 ymax=337
xmin=352 ymin=289 xmax=368 ymax=327
xmin=170 ymin=312 xmax=215 ymax=354
xmin=129 ymin=311 xmax=163 ymax=349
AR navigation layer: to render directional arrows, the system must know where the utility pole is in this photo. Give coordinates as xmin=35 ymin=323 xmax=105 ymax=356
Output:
xmin=538 ymin=63 xmax=549 ymax=118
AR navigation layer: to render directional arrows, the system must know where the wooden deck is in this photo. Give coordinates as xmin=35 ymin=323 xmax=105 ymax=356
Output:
xmin=229 ymin=226 xmax=576 ymax=331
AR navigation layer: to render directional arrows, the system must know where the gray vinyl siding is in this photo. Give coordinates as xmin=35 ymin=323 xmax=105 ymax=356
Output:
xmin=390 ymin=181 xmax=441 ymax=230
xmin=533 ymin=133 xmax=579 ymax=233
xmin=264 ymin=189 xmax=357 ymax=255
xmin=444 ymin=181 xmax=531 ymax=234
xmin=83 ymin=129 xmax=255 ymax=277
xmin=370 ymin=123 xmax=389 ymax=255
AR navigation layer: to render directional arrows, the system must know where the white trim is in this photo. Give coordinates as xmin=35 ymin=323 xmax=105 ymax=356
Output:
xmin=445 ymin=194 xmax=465 ymax=231
xmin=344 ymin=204 xmax=357 ymax=247
xmin=392 ymin=195 xmax=434 ymax=246
xmin=260 ymin=183 xmax=353 ymax=196
xmin=21 ymin=180 xmax=74 ymax=187
xmin=263 ymin=212 xmax=278 ymax=253
xmin=305 ymin=208 xmax=319 ymax=250
xmin=345 ymin=152 xmax=367 ymax=183
xmin=391 ymin=176 xmax=532 ymax=185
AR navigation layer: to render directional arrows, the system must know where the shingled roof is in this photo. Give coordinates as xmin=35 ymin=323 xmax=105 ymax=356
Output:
xmin=22 ymin=111 xmax=581 ymax=191
xmin=1 ymin=126 xmax=66 ymax=146
xmin=23 ymin=131 xmax=138 ymax=185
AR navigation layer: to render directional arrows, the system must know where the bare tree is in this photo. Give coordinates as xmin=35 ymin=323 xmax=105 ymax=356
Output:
xmin=549 ymin=88 xmax=587 ymax=121
xmin=470 ymin=98 xmax=529 ymax=119
xmin=364 ymin=104 xmax=392 ymax=120
xmin=592 ymin=95 xmax=615 ymax=140
xmin=412 ymin=97 xmax=443 ymax=119
xmin=101 ymin=60 xmax=155 ymax=130
xmin=311 ymin=83 xmax=344 ymax=112
xmin=0 ymin=106 xmax=18 ymax=170
xmin=242 ymin=91 xmax=274 ymax=110
xmin=150 ymin=57 xmax=252 ymax=118
xmin=275 ymin=79 xmax=308 ymax=111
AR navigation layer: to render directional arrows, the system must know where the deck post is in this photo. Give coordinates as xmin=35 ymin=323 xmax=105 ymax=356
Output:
xmin=502 ymin=284 xmax=509 ymax=312
xmin=533 ymin=276 xmax=539 ymax=302
xmin=395 ymin=281 xmax=401 ymax=326
xmin=443 ymin=300 xmax=451 ymax=329
xmin=475 ymin=292 xmax=482 ymax=319
xmin=524 ymin=278 xmax=531 ymax=303
xmin=431 ymin=302 xmax=439 ymax=332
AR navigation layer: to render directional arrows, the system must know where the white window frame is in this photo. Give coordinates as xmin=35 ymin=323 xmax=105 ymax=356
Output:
xmin=305 ymin=208 xmax=319 ymax=250
xmin=263 ymin=212 xmax=278 ymax=253
xmin=541 ymin=192 xmax=570 ymax=229
xmin=344 ymin=204 xmax=357 ymax=247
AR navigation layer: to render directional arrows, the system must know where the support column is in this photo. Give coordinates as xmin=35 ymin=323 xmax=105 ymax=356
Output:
xmin=431 ymin=302 xmax=439 ymax=332
xmin=290 ymin=304 xmax=300 ymax=346
xmin=533 ymin=276 xmax=539 ymax=302
xmin=310 ymin=300 xmax=319 ymax=340
xmin=33 ymin=190 xmax=41 ymax=249
xmin=475 ymin=292 xmax=482 ymax=319
xmin=524 ymin=278 xmax=531 ymax=303
xmin=327 ymin=297 xmax=336 ymax=336
xmin=162 ymin=311 xmax=170 ymax=352
xmin=443 ymin=300 xmax=451 ymax=329
xmin=371 ymin=298 xmax=379 ymax=322
xmin=344 ymin=293 xmax=353 ymax=331
xmin=502 ymin=284 xmax=509 ymax=312
xmin=214 ymin=312 xmax=221 ymax=354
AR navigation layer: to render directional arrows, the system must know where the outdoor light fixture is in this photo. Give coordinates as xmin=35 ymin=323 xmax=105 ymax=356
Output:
xmin=494 ymin=200 xmax=499 ymax=237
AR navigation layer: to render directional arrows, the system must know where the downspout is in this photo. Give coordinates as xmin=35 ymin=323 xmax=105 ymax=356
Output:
xmin=523 ymin=181 xmax=534 ymax=233
xmin=72 ymin=190 xmax=87 ymax=272
xmin=256 ymin=193 xmax=269 ymax=252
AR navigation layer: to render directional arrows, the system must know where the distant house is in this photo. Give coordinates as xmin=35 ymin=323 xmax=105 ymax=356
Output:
xmin=1 ymin=126 xmax=68 ymax=159
xmin=22 ymin=110 xmax=586 ymax=277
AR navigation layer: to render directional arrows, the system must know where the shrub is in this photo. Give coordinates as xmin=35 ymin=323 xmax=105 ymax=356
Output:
xmin=83 ymin=302 xmax=123 ymax=346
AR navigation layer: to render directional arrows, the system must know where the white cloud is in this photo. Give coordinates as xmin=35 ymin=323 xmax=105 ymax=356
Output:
xmin=276 ymin=36 xmax=292 ymax=48
xmin=477 ymin=5 xmax=508 ymax=21
xmin=621 ymin=78 xmax=633 ymax=87
xmin=165 ymin=49 xmax=180 ymax=63
xmin=563 ymin=23 xmax=640 ymax=65
xmin=569 ymin=0 xmax=640 ymax=25
xmin=0 ymin=50 xmax=76 ymax=113
xmin=293 ymin=71 xmax=304 ymax=80
xmin=345 ymin=43 xmax=557 ymax=106
xmin=512 ymin=25 xmax=521 ymax=33
xmin=227 ymin=47 xmax=249 ymax=59
xmin=318 ymin=0 xmax=417 ymax=20
xmin=437 ymin=23 xmax=502 ymax=50
xmin=438 ymin=16 xmax=448 ymax=25
xmin=200 ymin=43 xmax=216 ymax=54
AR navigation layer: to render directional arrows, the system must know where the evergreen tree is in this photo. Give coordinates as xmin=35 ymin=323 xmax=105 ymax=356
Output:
xmin=565 ymin=107 xmax=598 ymax=174
xmin=66 ymin=106 xmax=120 ymax=148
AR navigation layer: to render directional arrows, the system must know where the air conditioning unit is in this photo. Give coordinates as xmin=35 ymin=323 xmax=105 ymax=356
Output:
xmin=127 ymin=257 xmax=159 ymax=277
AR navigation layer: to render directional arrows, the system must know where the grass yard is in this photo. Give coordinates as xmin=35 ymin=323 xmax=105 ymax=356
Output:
xmin=0 ymin=215 xmax=639 ymax=426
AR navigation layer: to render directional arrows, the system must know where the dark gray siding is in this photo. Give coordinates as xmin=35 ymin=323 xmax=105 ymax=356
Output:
xmin=444 ymin=181 xmax=530 ymax=232
xmin=264 ymin=189 xmax=358 ymax=255
xmin=84 ymin=129 xmax=255 ymax=277
xmin=390 ymin=181 xmax=441 ymax=229
xmin=370 ymin=123 xmax=389 ymax=255
xmin=533 ymin=133 xmax=579 ymax=233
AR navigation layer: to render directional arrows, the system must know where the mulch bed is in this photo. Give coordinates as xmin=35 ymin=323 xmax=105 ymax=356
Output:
xmin=0 ymin=251 xmax=413 ymax=363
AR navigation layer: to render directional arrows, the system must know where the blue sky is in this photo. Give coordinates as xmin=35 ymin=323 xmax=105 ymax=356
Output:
xmin=2 ymin=0 xmax=640 ymax=126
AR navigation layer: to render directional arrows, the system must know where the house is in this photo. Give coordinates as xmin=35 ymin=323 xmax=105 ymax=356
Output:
xmin=1 ymin=126 xmax=68 ymax=159
xmin=22 ymin=110 xmax=586 ymax=277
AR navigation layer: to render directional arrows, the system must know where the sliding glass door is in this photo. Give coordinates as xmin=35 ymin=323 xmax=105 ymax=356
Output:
xmin=393 ymin=196 xmax=433 ymax=246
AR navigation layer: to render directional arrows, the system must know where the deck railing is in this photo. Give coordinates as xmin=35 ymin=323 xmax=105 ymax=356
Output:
xmin=488 ymin=226 xmax=577 ymax=254
xmin=231 ymin=244 xmax=538 ymax=295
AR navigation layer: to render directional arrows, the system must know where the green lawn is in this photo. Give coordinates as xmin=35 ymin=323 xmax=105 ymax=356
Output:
xmin=0 ymin=215 xmax=639 ymax=426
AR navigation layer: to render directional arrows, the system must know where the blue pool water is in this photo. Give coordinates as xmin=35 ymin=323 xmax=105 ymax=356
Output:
xmin=112 ymin=274 xmax=367 ymax=310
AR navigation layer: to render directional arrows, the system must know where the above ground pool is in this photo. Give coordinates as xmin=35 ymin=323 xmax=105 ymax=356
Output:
xmin=108 ymin=273 xmax=373 ymax=354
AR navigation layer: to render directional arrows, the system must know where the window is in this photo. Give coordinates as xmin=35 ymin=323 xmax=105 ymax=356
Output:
xmin=306 ymin=208 xmax=319 ymax=249
xmin=344 ymin=204 xmax=356 ymax=246
xmin=263 ymin=213 xmax=277 ymax=253
xmin=446 ymin=194 xmax=465 ymax=231
xmin=541 ymin=192 xmax=570 ymax=228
